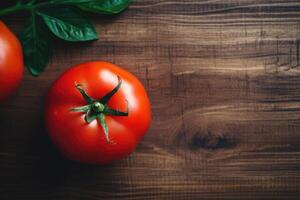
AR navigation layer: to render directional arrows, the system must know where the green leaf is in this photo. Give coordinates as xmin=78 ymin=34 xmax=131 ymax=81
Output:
xmin=20 ymin=13 xmax=52 ymax=76
xmin=78 ymin=0 xmax=132 ymax=15
xmin=37 ymin=7 xmax=98 ymax=42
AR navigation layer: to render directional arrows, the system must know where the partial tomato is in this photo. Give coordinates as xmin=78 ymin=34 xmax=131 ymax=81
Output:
xmin=45 ymin=61 xmax=151 ymax=164
xmin=0 ymin=21 xmax=23 ymax=101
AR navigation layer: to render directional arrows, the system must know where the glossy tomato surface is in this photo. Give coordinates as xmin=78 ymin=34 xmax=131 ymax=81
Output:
xmin=45 ymin=62 xmax=151 ymax=164
xmin=0 ymin=21 xmax=23 ymax=101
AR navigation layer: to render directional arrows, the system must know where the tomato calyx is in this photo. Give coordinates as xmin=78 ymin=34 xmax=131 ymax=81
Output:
xmin=71 ymin=76 xmax=129 ymax=143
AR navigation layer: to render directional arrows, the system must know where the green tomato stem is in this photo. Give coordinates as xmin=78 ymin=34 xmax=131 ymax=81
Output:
xmin=0 ymin=1 xmax=56 ymax=18
xmin=0 ymin=3 xmax=31 ymax=17
xmin=92 ymin=102 xmax=105 ymax=113
xmin=71 ymin=77 xmax=129 ymax=143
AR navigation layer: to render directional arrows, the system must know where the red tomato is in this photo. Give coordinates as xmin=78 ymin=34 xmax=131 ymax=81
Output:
xmin=0 ymin=21 xmax=23 ymax=101
xmin=45 ymin=61 xmax=151 ymax=164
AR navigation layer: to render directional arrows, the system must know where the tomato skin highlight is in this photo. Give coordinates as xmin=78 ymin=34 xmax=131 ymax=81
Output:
xmin=45 ymin=62 xmax=151 ymax=164
xmin=0 ymin=21 xmax=23 ymax=101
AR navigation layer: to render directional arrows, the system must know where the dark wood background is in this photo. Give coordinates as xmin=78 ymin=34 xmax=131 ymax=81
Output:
xmin=1 ymin=0 xmax=300 ymax=199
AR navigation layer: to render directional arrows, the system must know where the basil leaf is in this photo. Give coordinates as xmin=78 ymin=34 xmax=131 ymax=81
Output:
xmin=38 ymin=7 xmax=98 ymax=42
xmin=20 ymin=13 xmax=52 ymax=76
xmin=78 ymin=0 xmax=132 ymax=15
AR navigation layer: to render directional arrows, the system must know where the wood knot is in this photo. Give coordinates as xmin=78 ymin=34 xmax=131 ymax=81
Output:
xmin=190 ymin=131 xmax=231 ymax=150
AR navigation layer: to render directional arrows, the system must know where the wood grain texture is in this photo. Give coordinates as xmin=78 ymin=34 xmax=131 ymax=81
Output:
xmin=1 ymin=0 xmax=300 ymax=199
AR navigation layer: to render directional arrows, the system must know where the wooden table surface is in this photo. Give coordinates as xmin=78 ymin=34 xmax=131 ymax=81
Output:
xmin=1 ymin=0 xmax=300 ymax=199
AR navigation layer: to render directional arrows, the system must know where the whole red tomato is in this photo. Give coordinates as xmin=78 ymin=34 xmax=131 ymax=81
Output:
xmin=0 ymin=21 xmax=23 ymax=101
xmin=45 ymin=61 xmax=151 ymax=164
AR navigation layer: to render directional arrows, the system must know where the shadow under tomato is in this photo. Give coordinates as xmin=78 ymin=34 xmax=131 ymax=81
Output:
xmin=1 ymin=99 xmax=121 ymax=199
xmin=29 ymin=123 xmax=119 ymax=191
